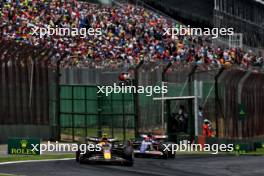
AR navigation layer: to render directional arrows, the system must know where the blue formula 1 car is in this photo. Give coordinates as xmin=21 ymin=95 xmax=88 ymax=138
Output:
xmin=76 ymin=136 xmax=134 ymax=166
xmin=132 ymin=134 xmax=175 ymax=159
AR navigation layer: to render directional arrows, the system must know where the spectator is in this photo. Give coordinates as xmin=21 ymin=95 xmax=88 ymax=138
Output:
xmin=0 ymin=0 xmax=263 ymax=69
xmin=203 ymin=119 xmax=213 ymax=137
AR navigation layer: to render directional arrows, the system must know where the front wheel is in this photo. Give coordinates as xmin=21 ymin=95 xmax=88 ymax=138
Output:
xmin=168 ymin=152 xmax=175 ymax=158
xmin=123 ymin=144 xmax=134 ymax=166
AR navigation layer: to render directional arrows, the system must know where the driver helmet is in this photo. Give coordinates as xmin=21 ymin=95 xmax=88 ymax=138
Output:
xmin=101 ymin=133 xmax=108 ymax=142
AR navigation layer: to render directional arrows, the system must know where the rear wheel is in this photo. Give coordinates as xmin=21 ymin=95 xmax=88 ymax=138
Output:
xmin=76 ymin=150 xmax=88 ymax=164
xmin=162 ymin=150 xmax=169 ymax=159
xmin=79 ymin=156 xmax=85 ymax=164
xmin=123 ymin=151 xmax=134 ymax=167
xmin=165 ymin=142 xmax=176 ymax=158
xmin=76 ymin=150 xmax=80 ymax=162
xmin=123 ymin=141 xmax=134 ymax=166
xmin=168 ymin=152 xmax=175 ymax=158
xmin=158 ymin=142 xmax=169 ymax=159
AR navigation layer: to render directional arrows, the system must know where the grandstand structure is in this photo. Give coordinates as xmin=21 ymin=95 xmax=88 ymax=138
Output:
xmin=141 ymin=0 xmax=264 ymax=50
xmin=214 ymin=0 xmax=264 ymax=48
xmin=137 ymin=0 xmax=214 ymax=27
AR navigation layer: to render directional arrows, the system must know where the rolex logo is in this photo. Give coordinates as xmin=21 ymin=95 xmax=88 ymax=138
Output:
xmin=20 ymin=140 xmax=28 ymax=149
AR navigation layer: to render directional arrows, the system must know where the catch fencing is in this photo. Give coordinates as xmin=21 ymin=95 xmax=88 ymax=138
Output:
xmin=1 ymin=41 xmax=264 ymax=142
xmin=59 ymin=85 xmax=135 ymax=141
xmin=59 ymin=63 xmax=264 ymax=140
xmin=0 ymin=40 xmax=58 ymax=142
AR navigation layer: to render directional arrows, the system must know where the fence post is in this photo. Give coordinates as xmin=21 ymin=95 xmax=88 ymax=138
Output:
xmin=56 ymin=56 xmax=63 ymax=141
xmin=188 ymin=65 xmax=198 ymax=139
xmin=122 ymin=92 xmax=126 ymax=141
xmin=214 ymin=67 xmax=225 ymax=137
xmin=0 ymin=49 xmax=2 ymax=124
xmin=0 ymin=42 xmax=6 ymax=123
xmin=162 ymin=62 xmax=172 ymax=133
xmin=134 ymin=60 xmax=144 ymax=138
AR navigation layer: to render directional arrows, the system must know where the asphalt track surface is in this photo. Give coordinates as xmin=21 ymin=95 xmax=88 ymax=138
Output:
xmin=0 ymin=155 xmax=264 ymax=176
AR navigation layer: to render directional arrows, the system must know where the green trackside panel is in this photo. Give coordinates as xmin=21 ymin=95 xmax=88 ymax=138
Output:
xmin=128 ymin=115 xmax=135 ymax=128
xmin=100 ymin=96 xmax=111 ymax=112
xmin=59 ymin=85 xmax=135 ymax=141
xmin=60 ymin=86 xmax=72 ymax=99
xmin=101 ymin=105 xmax=112 ymax=114
xmin=112 ymin=101 xmax=123 ymax=113
xmin=74 ymin=115 xmax=86 ymax=128
xmin=123 ymin=101 xmax=134 ymax=114
xmin=86 ymin=100 xmax=98 ymax=113
xmin=60 ymin=114 xmax=72 ymax=127
xmin=124 ymin=93 xmax=134 ymax=101
xmin=111 ymin=115 xmax=135 ymax=139
xmin=73 ymin=86 xmax=85 ymax=99
xmin=86 ymin=86 xmax=98 ymax=99
xmin=86 ymin=115 xmax=97 ymax=127
xmin=112 ymin=92 xmax=123 ymax=100
xmin=74 ymin=100 xmax=86 ymax=113
xmin=101 ymin=114 xmax=113 ymax=125
xmin=60 ymin=100 xmax=72 ymax=113
xmin=107 ymin=92 xmax=134 ymax=101
xmin=101 ymin=94 xmax=112 ymax=101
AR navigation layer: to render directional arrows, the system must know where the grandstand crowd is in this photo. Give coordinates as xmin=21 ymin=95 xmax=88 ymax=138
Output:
xmin=0 ymin=0 xmax=263 ymax=69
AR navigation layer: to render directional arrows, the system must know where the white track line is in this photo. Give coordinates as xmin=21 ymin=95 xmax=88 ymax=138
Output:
xmin=0 ymin=158 xmax=74 ymax=165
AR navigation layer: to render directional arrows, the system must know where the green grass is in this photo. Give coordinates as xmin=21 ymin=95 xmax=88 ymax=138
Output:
xmin=61 ymin=127 xmax=135 ymax=141
xmin=0 ymin=154 xmax=75 ymax=163
xmin=230 ymin=149 xmax=264 ymax=156
xmin=242 ymin=150 xmax=264 ymax=155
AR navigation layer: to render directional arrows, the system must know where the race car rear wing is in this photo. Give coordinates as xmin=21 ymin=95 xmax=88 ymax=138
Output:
xmin=85 ymin=137 xmax=119 ymax=143
xmin=140 ymin=134 xmax=168 ymax=139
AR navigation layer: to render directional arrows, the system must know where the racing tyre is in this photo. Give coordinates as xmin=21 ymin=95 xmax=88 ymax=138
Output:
xmin=79 ymin=157 xmax=85 ymax=164
xmin=159 ymin=142 xmax=169 ymax=159
xmin=168 ymin=151 xmax=176 ymax=158
xmin=123 ymin=142 xmax=134 ymax=166
xmin=76 ymin=150 xmax=80 ymax=162
xmin=162 ymin=150 xmax=169 ymax=159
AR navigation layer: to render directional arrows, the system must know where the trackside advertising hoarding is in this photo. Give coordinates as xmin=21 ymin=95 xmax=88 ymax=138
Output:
xmin=8 ymin=138 xmax=40 ymax=155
